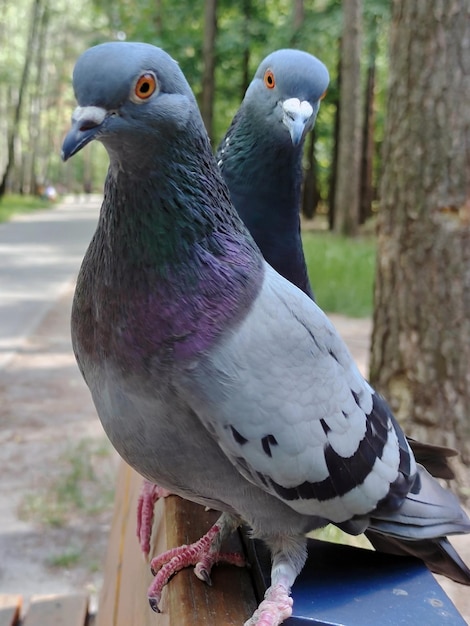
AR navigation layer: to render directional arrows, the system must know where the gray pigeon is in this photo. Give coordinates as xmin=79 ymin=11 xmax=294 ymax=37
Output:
xmin=136 ymin=46 xmax=457 ymax=555
xmin=62 ymin=42 xmax=470 ymax=626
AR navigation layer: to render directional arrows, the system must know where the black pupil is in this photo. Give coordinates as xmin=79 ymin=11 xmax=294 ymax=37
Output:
xmin=267 ymin=74 xmax=273 ymax=84
xmin=140 ymin=81 xmax=150 ymax=93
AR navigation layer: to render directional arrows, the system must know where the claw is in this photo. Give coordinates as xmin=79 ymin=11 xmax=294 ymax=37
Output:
xmin=195 ymin=566 xmax=212 ymax=586
xmin=148 ymin=597 xmax=161 ymax=613
xmin=147 ymin=513 xmax=244 ymax=611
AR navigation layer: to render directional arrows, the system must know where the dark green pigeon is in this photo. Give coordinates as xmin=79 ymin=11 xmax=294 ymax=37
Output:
xmin=216 ymin=48 xmax=328 ymax=300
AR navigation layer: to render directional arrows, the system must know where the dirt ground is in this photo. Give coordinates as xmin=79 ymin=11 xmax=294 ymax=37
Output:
xmin=0 ymin=283 xmax=119 ymax=614
xmin=0 ymin=275 xmax=469 ymax=623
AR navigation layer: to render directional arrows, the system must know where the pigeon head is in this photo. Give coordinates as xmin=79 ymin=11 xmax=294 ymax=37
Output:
xmin=64 ymin=42 xmax=264 ymax=363
xmin=62 ymin=42 xmax=200 ymax=170
xmin=244 ymin=48 xmax=329 ymax=147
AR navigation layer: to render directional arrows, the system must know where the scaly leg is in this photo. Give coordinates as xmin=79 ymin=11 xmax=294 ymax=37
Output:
xmin=244 ymin=535 xmax=306 ymax=626
xmin=136 ymin=480 xmax=172 ymax=557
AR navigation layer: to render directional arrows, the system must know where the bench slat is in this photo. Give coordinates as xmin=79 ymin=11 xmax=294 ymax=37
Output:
xmin=97 ymin=462 xmax=257 ymax=625
xmin=0 ymin=595 xmax=22 ymax=626
xmin=22 ymin=594 xmax=88 ymax=626
xmin=163 ymin=494 xmax=257 ymax=625
xmin=97 ymin=462 xmax=158 ymax=626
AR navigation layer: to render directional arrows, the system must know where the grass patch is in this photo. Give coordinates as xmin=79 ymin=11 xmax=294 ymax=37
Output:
xmin=302 ymin=231 xmax=376 ymax=318
xmin=48 ymin=548 xmax=82 ymax=568
xmin=18 ymin=438 xmax=115 ymax=528
xmin=0 ymin=194 xmax=52 ymax=223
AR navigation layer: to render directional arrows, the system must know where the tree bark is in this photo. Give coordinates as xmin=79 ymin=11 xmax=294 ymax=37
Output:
xmin=201 ymin=0 xmax=217 ymax=142
xmin=302 ymin=129 xmax=321 ymax=220
xmin=240 ymin=0 xmax=251 ymax=99
xmin=370 ymin=1 xmax=470 ymax=474
xmin=0 ymin=0 xmax=42 ymax=198
xmin=328 ymin=46 xmax=341 ymax=231
xmin=333 ymin=0 xmax=363 ymax=236
xmin=291 ymin=0 xmax=304 ymax=47
xmin=359 ymin=17 xmax=377 ymax=224
xmin=26 ymin=0 xmax=49 ymax=194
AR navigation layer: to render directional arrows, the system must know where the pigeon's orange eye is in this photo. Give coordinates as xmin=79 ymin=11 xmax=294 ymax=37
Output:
xmin=264 ymin=69 xmax=275 ymax=89
xmin=134 ymin=73 xmax=157 ymax=100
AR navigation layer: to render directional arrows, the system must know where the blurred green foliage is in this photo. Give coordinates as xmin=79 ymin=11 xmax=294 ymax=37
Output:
xmin=1 ymin=0 xmax=390 ymax=213
xmin=0 ymin=194 xmax=50 ymax=223
xmin=303 ymin=230 xmax=376 ymax=317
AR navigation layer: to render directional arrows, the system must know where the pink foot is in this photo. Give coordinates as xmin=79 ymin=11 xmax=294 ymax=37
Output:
xmin=244 ymin=584 xmax=293 ymax=626
xmin=136 ymin=480 xmax=172 ymax=557
xmin=147 ymin=519 xmax=245 ymax=612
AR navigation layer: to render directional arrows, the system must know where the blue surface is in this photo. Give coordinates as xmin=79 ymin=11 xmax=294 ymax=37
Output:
xmin=247 ymin=537 xmax=466 ymax=625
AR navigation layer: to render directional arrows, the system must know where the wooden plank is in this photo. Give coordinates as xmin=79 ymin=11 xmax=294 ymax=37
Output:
xmin=97 ymin=462 xmax=165 ymax=626
xmin=163 ymin=495 xmax=257 ymax=626
xmin=0 ymin=595 xmax=22 ymax=626
xmin=97 ymin=461 xmax=257 ymax=626
xmin=23 ymin=594 xmax=88 ymax=626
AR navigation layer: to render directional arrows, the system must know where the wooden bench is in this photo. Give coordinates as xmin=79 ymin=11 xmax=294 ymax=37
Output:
xmin=0 ymin=593 xmax=90 ymax=626
xmin=96 ymin=461 xmax=468 ymax=625
xmin=96 ymin=462 xmax=257 ymax=626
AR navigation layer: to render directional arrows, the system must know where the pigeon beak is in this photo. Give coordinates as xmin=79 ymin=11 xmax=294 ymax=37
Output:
xmin=281 ymin=98 xmax=315 ymax=147
xmin=61 ymin=106 xmax=107 ymax=161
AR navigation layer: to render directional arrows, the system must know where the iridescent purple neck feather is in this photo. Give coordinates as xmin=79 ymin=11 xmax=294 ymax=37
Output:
xmin=73 ymin=124 xmax=264 ymax=370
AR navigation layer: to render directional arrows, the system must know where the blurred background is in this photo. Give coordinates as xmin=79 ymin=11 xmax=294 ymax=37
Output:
xmin=0 ymin=0 xmax=388 ymax=230
xmin=1 ymin=0 xmax=469 ymax=617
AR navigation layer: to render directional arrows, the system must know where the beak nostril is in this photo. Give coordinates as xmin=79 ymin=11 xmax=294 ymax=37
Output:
xmin=79 ymin=120 xmax=100 ymax=132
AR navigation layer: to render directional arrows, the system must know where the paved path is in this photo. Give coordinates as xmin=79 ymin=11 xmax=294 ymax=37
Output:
xmin=0 ymin=196 xmax=111 ymax=609
xmin=0 ymin=196 xmax=100 ymax=369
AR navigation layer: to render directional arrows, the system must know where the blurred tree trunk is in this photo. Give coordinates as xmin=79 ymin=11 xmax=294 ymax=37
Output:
xmin=333 ymin=0 xmax=363 ymax=235
xmin=370 ymin=1 xmax=470 ymax=476
xmin=291 ymin=0 xmax=304 ymax=46
xmin=290 ymin=0 xmax=321 ymax=220
xmin=240 ymin=0 xmax=251 ymax=98
xmin=302 ymin=129 xmax=321 ymax=220
xmin=154 ymin=0 xmax=163 ymax=37
xmin=0 ymin=0 xmax=42 ymax=198
xmin=328 ymin=47 xmax=341 ymax=231
xmin=25 ymin=0 xmax=49 ymax=194
xmin=359 ymin=17 xmax=377 ymax=224
xmin=201 ymin=0 xmax=217 ymax=142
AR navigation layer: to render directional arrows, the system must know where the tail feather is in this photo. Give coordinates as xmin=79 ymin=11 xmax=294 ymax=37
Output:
xmin=365 ymin=532 xmax=470 ymax=585
xmin=371 ymin=466 xmax=470 ymax=539
xmin=407 ymin=437 xmax=457 ymax=480
xmin=365 ymin=465 xmax=470 ymax=584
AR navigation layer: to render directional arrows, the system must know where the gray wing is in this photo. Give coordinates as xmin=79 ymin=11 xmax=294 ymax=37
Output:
xmin=178 ymin=264 xmax=415 ymax=524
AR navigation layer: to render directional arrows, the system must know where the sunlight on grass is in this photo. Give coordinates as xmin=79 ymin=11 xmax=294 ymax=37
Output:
xmin=310 ymin=524 xmax=372 ymax=550
xmin=302 ymin=231 xmax=376 ymax=318
xmin=0 ymin=194 xmax=51 ymax=223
